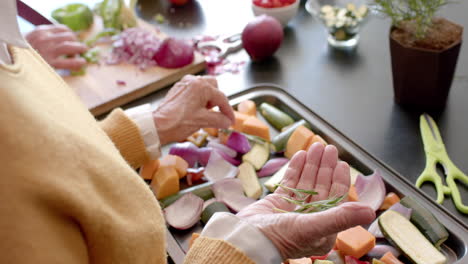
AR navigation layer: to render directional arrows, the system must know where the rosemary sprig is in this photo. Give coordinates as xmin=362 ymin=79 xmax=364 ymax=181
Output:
xmin=275 ymin=183 xmax=318 ymax=200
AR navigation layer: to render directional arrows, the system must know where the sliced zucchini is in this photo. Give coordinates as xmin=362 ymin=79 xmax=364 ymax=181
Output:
xmin=271 ymin=120 xmax=310 ymax=152
xmin=313 ymin=260 xmax=334 ymax=264
xmin=242 ymin=141 xmax=270 ymax=170
xmin=378 ymin=210 xmax=447 ymax=264
xmin=259 ymin=103 xmax=295 ymax=131
xmin=201 ymin=202 xmax=230 ymax=225
xmin=264 ymin=162 xmax=289 ymax=192
xmin=237 ymin=162 xmax=262 ymax=199
xmin=400 ymin=196 xmax=449 ymax=248
xmin=159 ymin=182 xmax=213 ymax=208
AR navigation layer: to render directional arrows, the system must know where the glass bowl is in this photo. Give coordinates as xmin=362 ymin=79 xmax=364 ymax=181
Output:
xmin=306 ymin=0 xmax=370 ymax=49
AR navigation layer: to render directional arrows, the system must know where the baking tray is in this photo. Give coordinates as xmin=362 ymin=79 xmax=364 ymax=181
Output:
xmin=165 ymin=85 xmax=468 ymax=264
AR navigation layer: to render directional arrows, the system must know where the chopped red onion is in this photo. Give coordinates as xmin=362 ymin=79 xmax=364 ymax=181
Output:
xmin=202 ymin=198 xmax=218 ymax=211
xmin=204 ymin=151 xmax=239 ymax=182
xmin=207 ymin=140 xmax=237 ymax=157
xmin=257 ymin=158 xmax=289 ymax=177
xmin=164 ymin=192 xmax=203 ymax=230
xmin=169 ymin=142 xmax=199 ymax=168
xmin=226 ymin=131 xmax=251 ymax=154
xmin=116 ymin=80 xmax=126 ymax=86
xmin=212 ymin=178 xmax=256 ymax=212
xmin=197 ymin=147 xmax=212 ymax=166
xmin=216 ymin=150 xmax=241 ymax=166
xmin=367 ymin=244 xmax=401 ymax=259
xmin=355 ymin=170 xmax=386 ymax=211
xmin=344 ymin=256 xmax=370 ymax=264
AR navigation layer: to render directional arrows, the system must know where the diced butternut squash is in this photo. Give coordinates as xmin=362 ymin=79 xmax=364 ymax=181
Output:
xmin=379 ymin=192 xmax=400 ymax=210
xmin=380 ymin=252 xmax=403 ymax=264
xmin=238 ymin=100 xmax=257 ymax=116
xmin=287 ymin=257 xmax=312 ymax=264
xmin=285 ymin=125 xmax=314 ymax=159
xmin=189 ymin=233 xmax=200 ymax=249
xmin=307 ymin=135 xmax=327 ymax=149
xmin=151 ymin=167 xmax=180 ymax=199
xmin=203 ymin=128 xmax=218 ymax=137
xmin=336 ymin=225 xmax=376 ymax=259
xmin=139 ymin=159 xmax=160 ymax=180
xmin=348 ymin=185 xmax=359 ymax=202
xmin=160 ymin=155 xmax=188 ymax=178
xmin=242 ymin=116 xmax=271 ymax=141
xmin=233 ymin=111 xmax=249 ymax=131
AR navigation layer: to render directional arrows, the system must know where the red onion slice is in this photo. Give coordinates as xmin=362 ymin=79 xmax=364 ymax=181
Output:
xmin=197 ymin=147 xmax=212 ymax=166
xmin=164 ymin=193 xmax=204 ymax=230
xmin=212 ymin=178 xmax=256 ymax=213
xmin=217 ymin=150 xmax=241 ymax=166
xmin=207 ymin=140 xmax=237 ymax=157
xmin=367 ymin=244 xmax=401 ymax=259
xmin=226 ymin=131 xmax=251 ymax=154
xmin=354 ymin=170 xmax=386 ymax=211
xmin=202 ymin=198 xmax=218 ymax=211
xmin=258 ymin=158 xmax=289 ymax=177
xmin=169 ymin=142 xmax=199 ymax=168
xmin=154 ymin=37 xmax=194 ymax=68
xmin=204 ymin=151 xmax=239 ymax=182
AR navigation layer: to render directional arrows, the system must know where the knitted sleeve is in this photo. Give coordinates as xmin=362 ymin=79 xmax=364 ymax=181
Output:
xmin=184 ymin=237 xmax=256 ymax=264
xmin=99 ymin=108 xmax=150 ymax=169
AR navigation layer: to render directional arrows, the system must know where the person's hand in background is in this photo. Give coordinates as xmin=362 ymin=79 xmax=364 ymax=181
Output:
xmin=237 ymin=143 xmax=376 ymax=260
xmin=153 ymin=75 xmax=235 ymax=145
xmin=25 ymin=24 xmax=88 ymax=71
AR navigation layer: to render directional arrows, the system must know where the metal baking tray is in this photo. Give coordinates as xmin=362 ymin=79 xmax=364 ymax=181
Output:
xmin=165 ymin=85 xmax=468 ymax=264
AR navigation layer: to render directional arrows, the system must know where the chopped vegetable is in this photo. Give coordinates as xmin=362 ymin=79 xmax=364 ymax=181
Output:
xmin=264 ymin=162 xmax=289 ymax=192
xmin=159 ymin=182 xmax=213 ymax=208
xmin=237 ymin=100 xmax=257 ymax=116
xmin=306 ymin=135 xmax=327 ymax=148
xmin=206 ymin=140 xmax=237 ymax=157
xmin=336 ymin=225 xmax=376 ymax=259
xmin=150 ymin=166 xmax=180 ymax=199
xmin=212 ymin=178 xmax=256 ymax=212
xmin=271 ymin=119 xmax=310 ymax=152
xmin=203 ymin=128 xmax=218 ymax=137
xmin=237 ymin=162 xmax=262 ymax=199
xmin=218 ymin=129 xmax=230 ymax=145
xmin=116 ymin=80 xmax=126 ymax=86
xmin=189 ymin=233 xmax=200 ymax=249
xmin=378 ymin=251 xmax=403 ymax=264
xmin=347 ymin=184 xmax=359 ymax=202
xmin=201 ymin=201 xmax=230 ymax=224
xmin=186 ymin=167 xmax=204 ymax=186
xmin=51 ymin=3 xmax=94 ymax=31
xmin=187 ymin=129 xmax=208 ymax=147
xmin=354 ymin=170 xmax=386 ymax=211
xmin=154 ymin=37 xmax=194 ymax=68
xmin=242 ymin=116 xmax=271 ymax=141
xmin=285 ymin=125 xmax=314 ymax=159
xmin=379 ymin=192 xmax=400 ymax=210
xmin=97 ymin=0 xmax=136 ymax=30
xmin=378 ymin=210 xmax=447 ymax=264
xmin=399 ymin=196 xmax=449 ymax=248
xmin=313 ymin=260 xmax=333 ymax=264
xmin=164 ymin=193 xmax=204 ymax=230
xmin=169 ymin=142 xmax=199 ymax=168
xmin=367 ymin=244 xmax=401 ymax=259
xmin=259 ymin=102 xmax=295 ymax=130
xmin=368 ymin=202 xmax=412 ymax=238
xmin=232 ymin=111 xmax=249 ymax=131
xmin=160 ymin=155 xmax=188 ymax=178
xmin=197 ymin=147 xmax=212 ymax=166
xmin=257 ymin=157 xmax=289 ymax=177
xmin=86 ymin=28 xmax=118 ymax=46
xmin=242 ymin=141 xmax=270 ymax=170
xmin=82 ymin=47 xmax=100 ymax=63
xmin=204 ymin=151 xmax=239 ymax=182
xmin=287 ymin=258 xmax=312 ymax=264
xmin=217 ymin=150 xmax=241 ymax=166
xmin=226 ymin=131 xmax=251 ymax=154
xmin=326 ymin=250 xmax=345 ymax=264
xmin=344 ymin=256 xmax=370 ymax=264
xmin=139 ymin=159 xmax=160 ymax=180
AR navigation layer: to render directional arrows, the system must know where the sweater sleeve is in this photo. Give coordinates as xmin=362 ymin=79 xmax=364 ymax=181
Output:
xmin=99 ymin=108 xmax=150 ymax=169
xmin=184 ymin=237 xmax=256 ymax=264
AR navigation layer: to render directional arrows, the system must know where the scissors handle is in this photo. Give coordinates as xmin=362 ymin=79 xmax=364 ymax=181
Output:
xmin=415 ymin=164 xmax=446 ymax=204
xmin=444 ymin=161 xmax=468 ymax=214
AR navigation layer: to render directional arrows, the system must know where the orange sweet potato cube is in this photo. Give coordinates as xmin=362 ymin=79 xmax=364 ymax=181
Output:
xmin=336 ymin=225 xmax=376 ymax=259
xmin=203 ymin=128 xmax=218 ymax=137
xmin=306 ymin=135 xmax=327 ymax=150
xmin=139 ymin=159 xmax=160 ymax=180
xmin=237 ymin=100 xmax=257 ymax=116
xmin=233 ymin=111 xmax=249 ymax=131
xmin=150 ymin=167 xmax=180 ymax=200
xmin=285 ymin=125 xmax=314 ymax=159
xmin=242 ymin=116 xmax=270 ymax=141
xmin=160 ymin=155 xmax=188 ymax=178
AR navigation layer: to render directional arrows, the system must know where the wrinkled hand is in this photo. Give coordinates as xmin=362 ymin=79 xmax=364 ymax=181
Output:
xmin=25 ymin=25 xmax=88 ymax=70
xmin=237 ymin=143 xmax=376 ymax=260
xmin=153 ymin=75 xmax=235 ymax=145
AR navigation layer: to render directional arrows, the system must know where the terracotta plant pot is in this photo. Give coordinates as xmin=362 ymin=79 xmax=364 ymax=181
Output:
xmin=389 ymin=28 xmax=462 ymax=109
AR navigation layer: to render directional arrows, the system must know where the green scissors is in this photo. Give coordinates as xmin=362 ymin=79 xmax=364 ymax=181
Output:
xmin=416 ymin=114 xmax=468 ymax=214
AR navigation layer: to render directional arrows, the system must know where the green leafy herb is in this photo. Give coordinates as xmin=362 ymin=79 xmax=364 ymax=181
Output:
xmin=373 ymin=0 xmax=448 ymax=38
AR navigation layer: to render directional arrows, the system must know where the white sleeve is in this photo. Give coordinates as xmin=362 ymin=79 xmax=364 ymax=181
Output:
xmin=124 ymin=104 xmax=161 ymax=160
xmin=201 ymin=212 xmax=283 ymax=264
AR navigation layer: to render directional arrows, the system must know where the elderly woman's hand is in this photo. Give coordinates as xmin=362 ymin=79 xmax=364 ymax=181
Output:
xmin=237 ymin=143 xmax=376 ymax=260
xmin=25 ymin=24 xmax=88 ymax=71
xmin=153 ymin=75 xmax=235 ymax=145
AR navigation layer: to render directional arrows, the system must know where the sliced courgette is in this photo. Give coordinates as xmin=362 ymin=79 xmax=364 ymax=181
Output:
xmin=159 ymin=182 xmax=213 ymax=208
xmin=271 ymin=119 xmax=310 ymax=152
xmin=264 ymin=162 xmax=289 ymax=192
xmin=242 ymin=141 xmax=270 ymax=170
xmin=237 ymin=162 xmax=262 ymax=199
xmin=399 ymin=196 xmax=449 ymax=248
xmin=201 ymin=202 xmax=230 ymax=225
xmin=313 ymin=260 xmax=334 ymax=264
xmin=259 ymin=103 xmax=295 ymax=131
xmin=378 ymin=210 xmax=447 ymax=264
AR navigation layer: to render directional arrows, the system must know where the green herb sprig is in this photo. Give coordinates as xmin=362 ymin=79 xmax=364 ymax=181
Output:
xmin=273 ymin=184 xmax=346 ymax=214
xmin=373 ymin=0 xmax=448 ymax=39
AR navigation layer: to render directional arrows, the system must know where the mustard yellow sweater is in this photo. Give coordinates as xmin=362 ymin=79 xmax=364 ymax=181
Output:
xmin=0 ymin=46 xmax=254 ymax=264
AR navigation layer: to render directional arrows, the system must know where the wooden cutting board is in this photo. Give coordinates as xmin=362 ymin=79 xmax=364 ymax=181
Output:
xmin=63 ymin=17 xmax=206 ymax=116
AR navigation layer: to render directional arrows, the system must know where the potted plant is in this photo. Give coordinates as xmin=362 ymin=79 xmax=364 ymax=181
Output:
xmin=374 ymin=0 xmax=463 ymax=109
